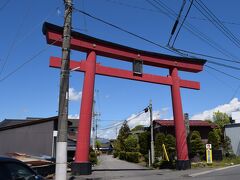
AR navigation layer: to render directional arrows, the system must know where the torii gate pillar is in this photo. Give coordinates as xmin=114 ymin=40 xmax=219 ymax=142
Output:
xmin=171 ymin=67 xmax=190 ymax=169
xmin=72 ymin=51 xmax=96 ymax=175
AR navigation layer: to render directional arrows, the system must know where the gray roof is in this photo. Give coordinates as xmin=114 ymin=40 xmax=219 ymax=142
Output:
xmin=0 ymin=119 xmax=33 ymax=128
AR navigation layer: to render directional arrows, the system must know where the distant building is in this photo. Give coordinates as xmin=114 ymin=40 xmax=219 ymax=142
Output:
xmin=154 ymin=120 xmax=216 ymax=142
xmin=0 ymin=116 xmax=77 ymax=160
xmin=225 ymin=123 xmax=240 ymax=156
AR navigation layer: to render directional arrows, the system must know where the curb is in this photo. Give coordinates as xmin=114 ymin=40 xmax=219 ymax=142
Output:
xmin=189 ymin=164 xmax=240 ymax=177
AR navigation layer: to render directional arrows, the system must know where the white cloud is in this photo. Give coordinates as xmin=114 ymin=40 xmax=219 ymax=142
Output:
xmin=68 ymin=114 xmax=79 ymax=119
xmin=98 ymin=109 xmax=164 ymax=139
xmin=190 ymin=98 xmax=240 ymax=120
xmin=69 ymin=88 xmax=82 ymax=101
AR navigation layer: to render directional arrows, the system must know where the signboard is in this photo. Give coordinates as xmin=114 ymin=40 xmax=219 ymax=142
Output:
xmin=206 ymin=144 xmax=212 ymax=164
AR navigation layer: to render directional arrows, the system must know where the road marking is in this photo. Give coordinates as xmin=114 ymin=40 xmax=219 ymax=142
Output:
xmin=189 ymin=164 xmax=240 ymax=177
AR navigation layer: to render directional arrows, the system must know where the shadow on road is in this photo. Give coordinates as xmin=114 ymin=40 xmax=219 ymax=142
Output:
xmin=93 ymin=168 xmax=152 ymax=172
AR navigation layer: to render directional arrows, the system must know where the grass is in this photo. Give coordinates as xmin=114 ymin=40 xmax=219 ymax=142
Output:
xmin=191 ymin=156 xmax=240 ymax=168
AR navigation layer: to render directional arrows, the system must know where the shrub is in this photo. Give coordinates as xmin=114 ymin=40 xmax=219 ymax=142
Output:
xmin=124 ymin=135 xmax=139 ymax=152
xmin=139 ymin=131 xmax=150 ymax=155
xmin=155 ymin=133 xmax=165 ymax=158
xmin=119 ymin=151 xmax=126 ymax=160
xmin=190 ymin=131 xmax=205 ymax=159
xmin=89 ymin=151 xmax=97 ymax=165
xmin=113 ymin=151 xmax=119 ymax=158
xmin=125 ymin=152 xmax=140 ymax=163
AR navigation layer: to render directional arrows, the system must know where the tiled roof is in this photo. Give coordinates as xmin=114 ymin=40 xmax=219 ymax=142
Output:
xmin=154 ymin=120 xmax=216 ymax=128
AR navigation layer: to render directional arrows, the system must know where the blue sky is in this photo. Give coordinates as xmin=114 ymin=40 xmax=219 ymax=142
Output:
xmin=1 ymin=0 xmax=240 ymax=137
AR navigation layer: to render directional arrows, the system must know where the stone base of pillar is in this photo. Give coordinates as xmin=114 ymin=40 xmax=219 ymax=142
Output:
xmin=176 ymin=160 xmax=191 ymax=170
xmin=71 ymin=162 xmax=92 ymax=175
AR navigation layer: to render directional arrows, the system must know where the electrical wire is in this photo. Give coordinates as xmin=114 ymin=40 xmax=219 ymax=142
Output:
xmin=73 ymin=7 xmax=184 ymax=57
xmin=191 ymin=0 xmax=240 ymax=49
xmin=175 ymin=48 xmax=240 ymax=64
xmin=167 ymin=0 xmax=186 ymax=46
xmin=99 ymin=109 xmax=146 ymax=130
xmin=146 ymin=0 xmax=238 ymax=60
xmin=0 ymin=0 xmax=32 ymax=78
xmin=205 ymin=65 xmax=240 ymax=81
xmin=103 ymin=0 xmax=240 ymax=27
xmin=171 ymin=0 xmax=193 ymax=47
xmin=207 ymin=61 xmax=240 ymax=71
xmin=0 ymin=0 xmax=11 ymax=11
xmin=0 ymin=38 xmax=61 ymax=83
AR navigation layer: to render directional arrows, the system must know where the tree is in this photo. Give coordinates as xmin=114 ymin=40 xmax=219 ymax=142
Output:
xmin=154 ymin=133 xmax=165 ymax=158
xmin=116 ymin=121 xmax=131 ymax=151
xmin=222 ymin=136 xmax=233 ymax=156
xmin=165 ymin=134 xmax=176 ymax=159
xmin=95 ymin=140 xmax=102 ymax=151
xmin=208 ymin=131 xmax=220 ymax=150
xmin=213 ymin=111 xmax=230 ymax=129
xmin=124 ymin=135 xmax=139 ymax=152
xmin=138 ymin=131 xmax=150 ymax=155
xmin=131 ymin=125 xmax=144 ymax=132
xmin=190 ymin=131 xmax=205 ymax=158
xmin=212 ymin=111 xmax=231 ymax=153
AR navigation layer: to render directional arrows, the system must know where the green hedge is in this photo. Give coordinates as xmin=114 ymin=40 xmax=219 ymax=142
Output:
xmin=125 ymin=152 xmax=140 ymax=163
xmin=89 ymin=151 xmax=97 ymax=165
xmin=113 ymin=151 xmax=119 ymax=158
xmin=119 ymin=151 xmax=126 ymax=160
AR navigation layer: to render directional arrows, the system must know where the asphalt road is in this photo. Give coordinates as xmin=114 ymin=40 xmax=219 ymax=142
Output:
xmin=69 ymin=155 xmax=240 ymax=180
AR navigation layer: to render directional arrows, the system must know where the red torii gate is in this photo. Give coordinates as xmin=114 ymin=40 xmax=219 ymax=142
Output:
xmin=43 ymin=22 xmax=206 ymax=175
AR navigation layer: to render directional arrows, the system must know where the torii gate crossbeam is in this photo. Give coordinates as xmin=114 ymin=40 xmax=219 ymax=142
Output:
xmin=43 ymin=22 xmax=206 ymax=175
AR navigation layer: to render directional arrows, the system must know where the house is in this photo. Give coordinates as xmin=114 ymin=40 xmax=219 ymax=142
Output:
xmin=154 ymin=120 xmax=216 ymax=142
xmin=225 ymin=123 xmax=240 ymax=156
xmin=0 ymin=116 xmax=77 ymax=160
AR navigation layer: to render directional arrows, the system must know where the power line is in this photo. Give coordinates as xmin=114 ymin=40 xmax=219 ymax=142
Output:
xmin=103 ymin=0 xmax=240 ymax=27
xmin=73 ymin=7 xmax=184 ymax=56
xmin=171 ymin=0 xmax=193 ymax=47
xmin=167 ymin=0 xmax=186 ymax=45
xmin=147 ymin=0 xmax=238 ymax=60
xmin=175 ymin=48 xmax=240 ymax=64
xmin=99 ymin=109 xmax=146 ymax=130
xmin=205 ymin=68 xmax=235 ymax=90
xmin=205 ymin=65 xmax=240 ymax=81
xmin=0 ymin=1 xmax=32 ymax=78
xmin=207 ymin=61 xmax=240 ymax=71
xmin=0 ymin=0 xmax=11 ymax=11
xmin=0 ymin=38 xmax=61 ymax=83
xmin=191 ymin=0 xmax=240 ymax=49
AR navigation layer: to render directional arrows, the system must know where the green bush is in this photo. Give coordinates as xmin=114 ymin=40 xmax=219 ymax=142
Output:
xmin=89 ymin=151 xmax=97 ymax=165
xmin=113 ymin=151 xmax=119 ymax=158
xmin=119 ymin=151 xmax=126 ymax=160
xmin=125 ymin=152 xmax=140 ymax=163
xmin=124 ymin=135 xmax=139 ymax=152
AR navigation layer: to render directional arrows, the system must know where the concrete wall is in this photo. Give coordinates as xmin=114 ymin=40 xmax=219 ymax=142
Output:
xmin=225 ymin=125 xmax=240 ymax=156
xmin=0 ymin=121 xmax=54 ymax=156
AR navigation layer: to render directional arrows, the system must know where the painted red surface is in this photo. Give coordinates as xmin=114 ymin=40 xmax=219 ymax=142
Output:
xmin=74 ymin=51 xmax=96 ymax=162
xmin=154 ymin=120 xmax=216 ymax=128
xmin=50 ymin=57 xmax=200 ymax=90
xmin=170 ymin=68 xmax=188 ymax=161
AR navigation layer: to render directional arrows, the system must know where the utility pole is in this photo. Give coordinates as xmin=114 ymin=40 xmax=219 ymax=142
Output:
xmin=55 ymin=1 xmax=72 ymax=180
xmin=149 ymin=100 xmax=155 ymax=165
xmin=92 ymin=100 xmax=96 ymax=150
xmin=144 ymin=100 xmax=155 ymax=166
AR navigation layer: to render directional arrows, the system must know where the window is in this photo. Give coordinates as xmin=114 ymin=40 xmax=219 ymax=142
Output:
xmin=4 ymin=162 xmax=36 ymax=180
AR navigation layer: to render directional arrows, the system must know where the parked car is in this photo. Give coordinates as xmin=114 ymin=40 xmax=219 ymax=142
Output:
xmin=0 ymin=156 xmax=45 ymax=180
